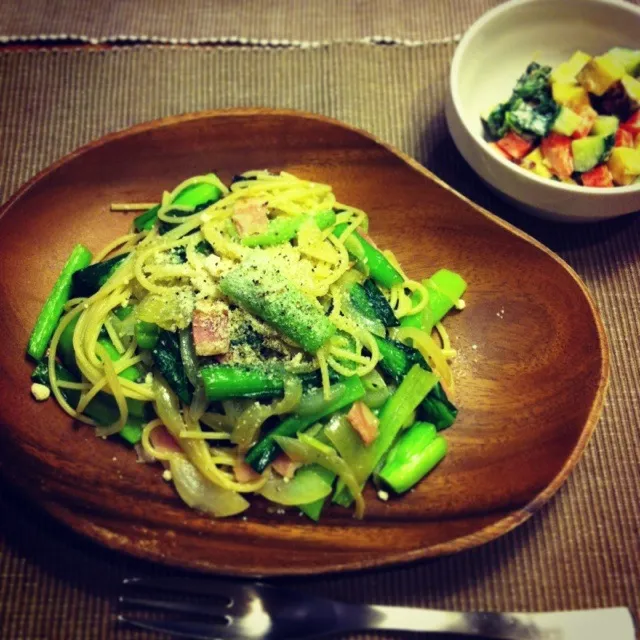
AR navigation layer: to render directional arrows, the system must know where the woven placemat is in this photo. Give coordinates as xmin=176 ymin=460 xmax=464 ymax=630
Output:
xmin=0 ymin=46 xmax=638 ymax=640
xmin=0 ymin=0 xmax=510 ymax=44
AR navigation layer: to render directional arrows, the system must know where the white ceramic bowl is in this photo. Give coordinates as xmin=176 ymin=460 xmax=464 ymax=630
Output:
xmin=446 ymin=0 xmax=640 ymax=222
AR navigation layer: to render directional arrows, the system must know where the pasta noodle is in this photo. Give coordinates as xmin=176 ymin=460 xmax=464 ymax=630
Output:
xmin=37 ymin=170 xmax=464 ymax=520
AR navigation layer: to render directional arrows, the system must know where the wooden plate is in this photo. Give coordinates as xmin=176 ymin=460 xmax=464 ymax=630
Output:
xmin=0 ymin=109 xmax=608 ymax=576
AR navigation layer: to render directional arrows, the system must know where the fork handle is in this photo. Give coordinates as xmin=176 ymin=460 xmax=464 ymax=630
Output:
xmin=359 ymin=605 xmax=635 ymax=639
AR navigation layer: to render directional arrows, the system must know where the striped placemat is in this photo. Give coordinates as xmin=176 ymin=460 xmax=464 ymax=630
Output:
xmin=0 ymin=0 xmax=509 ymax=45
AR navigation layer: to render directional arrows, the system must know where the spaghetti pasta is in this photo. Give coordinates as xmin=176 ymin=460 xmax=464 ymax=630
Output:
xmin=32 ymin=169 xmax=466 ymax=521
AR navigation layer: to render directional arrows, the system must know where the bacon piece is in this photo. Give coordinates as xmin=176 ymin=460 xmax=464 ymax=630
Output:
xmin=149 ymin=425 xmax=182 ymax=454
xmin=271 ymin=453 xmax=302 ymax=479
xmin=232 ymin=199 xmax=269 ymax=238
xmin=192 ymin=301 xmax=230 ymax=356
xmin=347 ymin=401 xmax=380 ymax=446
xmin=233 ymin=461 xmax=262 ymax=483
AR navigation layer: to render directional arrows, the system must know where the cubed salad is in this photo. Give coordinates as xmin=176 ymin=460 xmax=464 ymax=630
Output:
xmin=483 ymin=47 xmax=640 ymax=187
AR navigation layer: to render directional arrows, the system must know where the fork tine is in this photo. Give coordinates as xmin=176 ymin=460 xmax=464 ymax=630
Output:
xmin=123 ymin=576 xmax=250 ymax=602
xmin=118 ymin=614 xmax=245 ymax=640
xmin=119 ymin=595 xmax=231 ymax=619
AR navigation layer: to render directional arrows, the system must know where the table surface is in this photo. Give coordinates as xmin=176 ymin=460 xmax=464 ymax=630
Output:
xmin=0 ymin=3 xmax=639 ymax=640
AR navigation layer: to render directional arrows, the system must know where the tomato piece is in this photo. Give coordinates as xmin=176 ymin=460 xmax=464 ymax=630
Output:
xmin=540 ymin=133 xmax=574 ymax=179
xmin=581 ymin=165 xmax=614 ymax=188
xmin=488 ymin=141 xmax=513 ymax=161
xmin=615 ymin=127 xmax=635 ymax=148
xmin=496 ymin=131 xmax=534 ymax=160
xmin=571 ymin=105 xmax=598 ymax=139
xmin=623 ymin=112 xmax=640 ymax=135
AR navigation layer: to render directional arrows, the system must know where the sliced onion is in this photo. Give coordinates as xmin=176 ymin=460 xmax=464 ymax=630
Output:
xmin=170 ymin=455 xmax=249 ymax=517
xmin=178 ymin=327 xmax=200 ymax=386
xmin=361 ymin=370 xmax=390 ymax=409
xmin=275 ymin=434 xmax=365 ymax=519
xmin=189 ymin=383 xmax=209 ymax=422
xmin=231 ymin=376 xmax=302 ymax=449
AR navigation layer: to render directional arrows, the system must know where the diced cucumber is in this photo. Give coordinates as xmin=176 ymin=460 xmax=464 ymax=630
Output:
xmin=551 ymin=106 xmax=583 ymax=136
xmin=572 ymin=135 xmax=614 ymax=173
xmin=591 ymin=115 xmax=619 ymax=137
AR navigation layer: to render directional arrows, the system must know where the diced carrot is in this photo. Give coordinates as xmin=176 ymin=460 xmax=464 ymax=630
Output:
xmin=571 ymin=105 xmax=598 ymax=139
xmin=496 ymin=132 xmax=534 ymax=160
xmin=272 ymin=453 xmax=302 ymax=479
xmin=232 ymin=199 xmax=269 ymax=238
xmin=615 ymin=128 xmax=635 ymax=148
xmin=488 ymin=141 xmax=512 ymax=161
xmin=192 ymin=302 xmax=230 ymax=356
xmin=346 ymin=401 xmax=379 ymax=446
xmin=540 ymin=133 xmax=574 ymax=179
xmin=623 ymin=112 xmax=640 ymax=135
xmin=234 ymin=461 xmax=262 ymax=484
xmin=581 ymin=165 xmax=614 ymax=188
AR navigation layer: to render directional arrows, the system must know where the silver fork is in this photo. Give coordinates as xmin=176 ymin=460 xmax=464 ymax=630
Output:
xmin=119 ymin=576 xmax=636 ymax=640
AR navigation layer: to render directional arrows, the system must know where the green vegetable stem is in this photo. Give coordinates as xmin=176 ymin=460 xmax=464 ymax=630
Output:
xmin=332 ymin=223 xmax=403 ymax=289
xmin=27 ymin=244 xmax=93 ymax=361
xmin=220 ymin=255 xmax=336 ymax=353
xmin=134 ymin=176 xmax=224 ymax=232
xmin=72 ymin=253 xmax=128 ymax=299
xmin=376 ymin=422 xmax=447 ymax=493
xmin=201 ymin=365 xmax=285 ymax=401
xmin=333 ymin=364 xmax=438 ymax=506
xmin=242 ymin=209 xmax=336 ymax=248
xmin=151 ymin=330 xmax=193 ymax=404
xmin=246 ymin=375 xmax=365 ymax=472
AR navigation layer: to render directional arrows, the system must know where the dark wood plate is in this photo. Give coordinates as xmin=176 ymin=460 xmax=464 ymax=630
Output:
xmin=0 ymin=109 xmax=608 ymax=576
